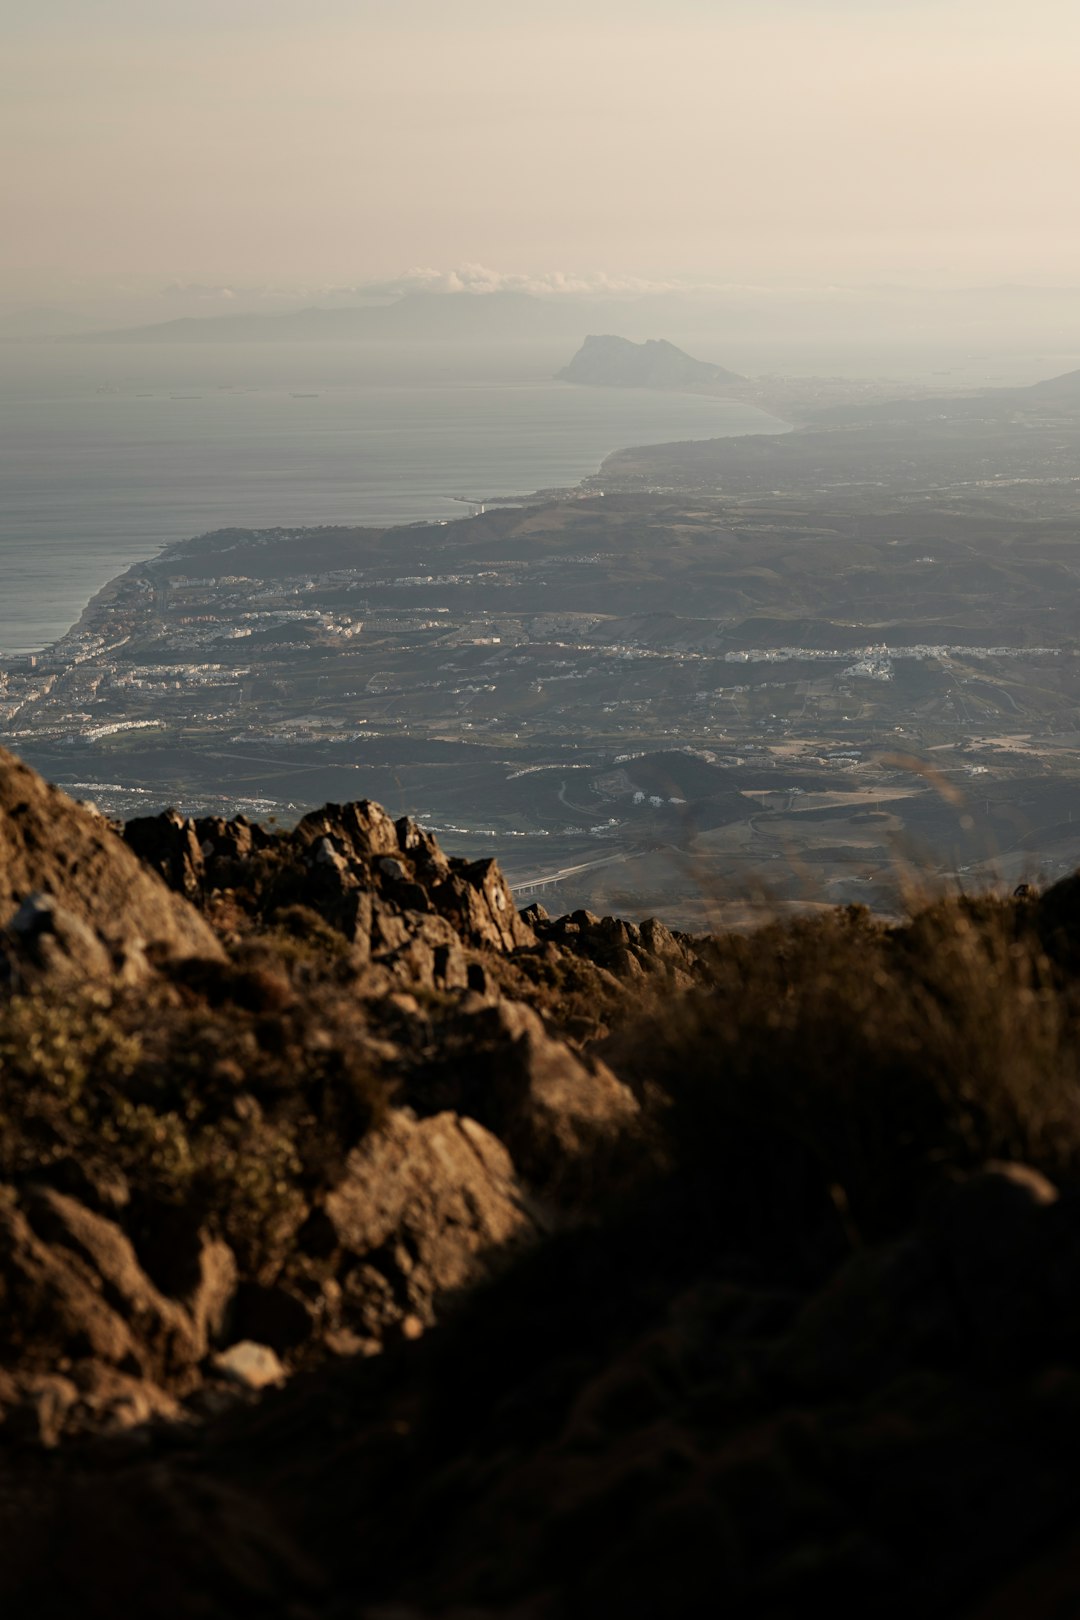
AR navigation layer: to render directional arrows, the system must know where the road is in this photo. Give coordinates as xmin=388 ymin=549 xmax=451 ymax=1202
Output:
xmin=510 ymin=850 xmax=632 ymax=896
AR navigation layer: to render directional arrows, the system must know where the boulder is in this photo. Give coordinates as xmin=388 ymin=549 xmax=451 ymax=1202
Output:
xmin=451 ymin=1000 xmax=642 ymax=1190
xmin=3 ymin=893 xmax=115 ymax=985
xmin=0 ymin=748 xmax=222 ymax=980
xmin=310 ymin=1109 xmax=544 ymax=1339
xmin=10 ymin=1186 xmax=201 ymax=1381
xmin=0 ymin=1190 xmax=241 ymax=1435
xmin=639 ymin=915 xmax=691 ymax=966
xmin=212 ymin=1341 xmax=286 ymax=1391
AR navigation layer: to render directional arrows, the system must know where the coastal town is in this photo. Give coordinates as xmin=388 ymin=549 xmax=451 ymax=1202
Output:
xmin=5 ymin=481 xmax=1080 ymax=929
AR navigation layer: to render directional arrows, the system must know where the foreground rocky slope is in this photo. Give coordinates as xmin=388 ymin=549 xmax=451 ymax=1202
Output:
xmin=8 ymin=745 xmax=1080 ymax=1615
xmin=0 ymin=750 xmax=690 ymax=1441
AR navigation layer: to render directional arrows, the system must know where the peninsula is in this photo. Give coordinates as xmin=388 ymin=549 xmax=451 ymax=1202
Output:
xmin=6 ymin=360 xmax=1080 ymax=930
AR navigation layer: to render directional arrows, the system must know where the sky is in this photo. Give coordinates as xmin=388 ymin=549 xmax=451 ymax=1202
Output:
xmin=4 ymin=0 xmax=1080 ymax=299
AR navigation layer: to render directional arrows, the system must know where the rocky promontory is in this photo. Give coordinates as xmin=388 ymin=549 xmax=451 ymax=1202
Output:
xmin=7 ymin=744 xmax=1080 ymax=1616
xmin=557 ymin=333 xmax=745 ymax=391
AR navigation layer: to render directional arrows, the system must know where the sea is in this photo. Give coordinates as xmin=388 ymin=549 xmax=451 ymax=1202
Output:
xmin=0 ymin=339 xmax=790 ymax=658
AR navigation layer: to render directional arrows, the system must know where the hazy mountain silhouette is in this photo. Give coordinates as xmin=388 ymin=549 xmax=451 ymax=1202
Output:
xmin=75 ymin=290 xmax=612 ymax=344
xmin=557 ymin=333 xmax=743 ymax=389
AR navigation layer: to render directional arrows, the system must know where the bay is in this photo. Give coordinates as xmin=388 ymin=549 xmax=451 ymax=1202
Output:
xmin=0 ymin=339 xmax=788 ymax=656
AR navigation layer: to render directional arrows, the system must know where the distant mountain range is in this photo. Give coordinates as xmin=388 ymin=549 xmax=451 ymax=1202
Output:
xmin=1022 ymin=366 xmax=1080 ymax=399
xmin=72 ymin=290 xmax=639 ymax=345
xmin=32 ymin=278 xmax=1080 ymax=358
xmin=557 ymin=334 xmax=744 ymax=391
xmin=63 ymin=288 xmax=1080 ymax=425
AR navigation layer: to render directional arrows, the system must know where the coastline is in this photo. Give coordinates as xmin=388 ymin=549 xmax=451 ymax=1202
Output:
xmin=4 ymin=399 xmax=792 ymax=673
xmin=1 ymin=348 xmax=789 ymax=664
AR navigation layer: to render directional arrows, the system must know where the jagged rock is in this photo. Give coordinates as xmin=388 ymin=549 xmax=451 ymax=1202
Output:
xmin=309 ymin=1109 xmax=543 ymax=1337
xmin=121 ymin=809 xmax=275 ymax=904
xmin=124 ymin=809 xmax=205 ymax=901
xmin=529 ymin=905 xmax=700 ymax=987
xmin=0 ymin=1186 xmax=240 ymax=1436
xmin=73 ymin=1363 xmax=184 ymax=1432
xmin=639 ymin=915 xmax=689 ymax=965
xmin=301 ymin=855 xmax=372 ymax=944
xmin=374 ymin=912 xmax=470 ymax=991
xmin=2 ymin=1371 xmax=80 ymax=1447
xmin=597 ymin=915 xmax=640 ymax=949
xmin=298 ymin=799 xmax=400 ymax=862
xmin=432 ymin=857 xmax=536 ymax=952
xmin=609 ymin=945 xmax=647 ymax=979
xmin=13 ymin=1187 xmax=201 ymax=1382
xmin=0 ymin=747 xmax=221 ymax=980
xmin=0 ymin=1195 xmax=163 ymax=1400
xmin=395 ymin=814 xmax=451 ymax=880
xmin=194 ymin=814 xmax=269 ymax=865
xmin=345 ymin=890 xmax=375 ymax=956
xmin=120 ymin=793 xmax=540 ymax=981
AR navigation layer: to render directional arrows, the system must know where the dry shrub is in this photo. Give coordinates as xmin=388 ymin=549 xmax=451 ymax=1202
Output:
xmin=631 ymin=898 xmax=1080 ymax=1262
xmin=0 ymin=973 xmax=387 ymax=1279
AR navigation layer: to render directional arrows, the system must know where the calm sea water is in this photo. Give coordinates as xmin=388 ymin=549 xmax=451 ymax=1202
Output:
xmin=0 ymin=339 xmax=788 ymax=657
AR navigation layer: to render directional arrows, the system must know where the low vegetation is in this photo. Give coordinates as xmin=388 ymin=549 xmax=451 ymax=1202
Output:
xmin=7 ymin=767 xmax=1080 ymax=1615
xmin=625 ymin=896 xmax=1080 ymax=1260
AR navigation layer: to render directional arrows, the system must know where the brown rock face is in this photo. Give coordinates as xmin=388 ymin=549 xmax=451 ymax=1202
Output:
xmin=529 ymin=905 xmax=700 ymax=987
xmin=458 ymin=1000 xmax=642 ymax=1190
xmin=0 ymin=749 xmax=222 ymax=979
xmin=11 ymin=739 xmax=1080 ymax=1619
xmin=432 ymin=856 xmax=536 ymax=953
xmin=123 ymin=808 xmax=206 ymax=901
xmin=397 ymin=997 xmax=645 ymax=1199
xmin=313 ymin=1109 xmax=545 ymax=1342
xmin=290 ymin=802 xmax=535 ymax=958
xmin=0 ymin=1188 xmax=234 ymax=1439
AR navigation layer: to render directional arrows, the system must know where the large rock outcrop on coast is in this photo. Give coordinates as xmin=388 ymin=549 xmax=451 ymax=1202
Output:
xmin=11 ymin=750 xmax=1080 ymax=1616
xmin=557 ymin=333 xmax=744 ymax=391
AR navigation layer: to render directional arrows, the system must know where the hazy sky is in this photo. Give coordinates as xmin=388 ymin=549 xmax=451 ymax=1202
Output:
xmin=4 ymin=0 xmax=1079 ymax=290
